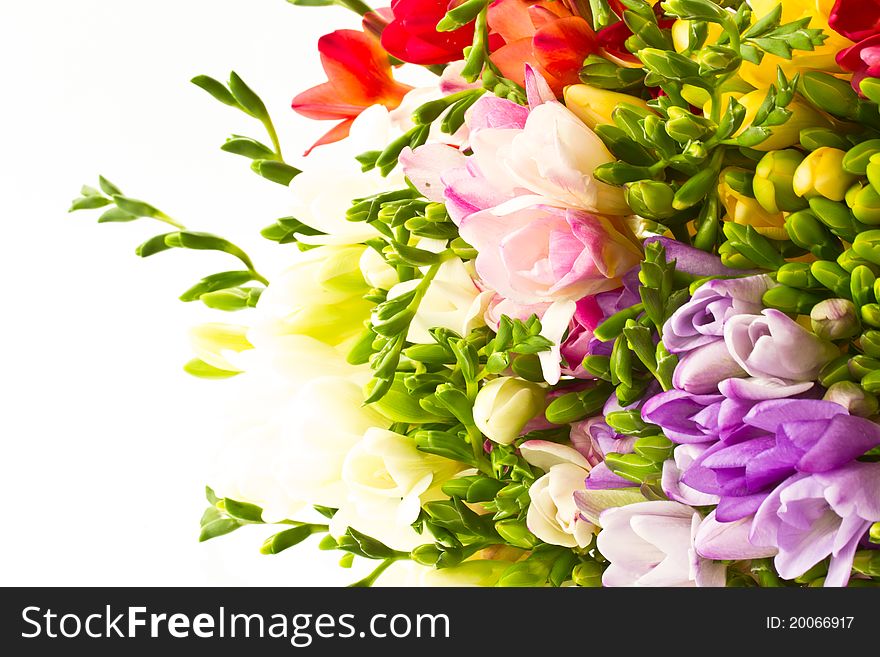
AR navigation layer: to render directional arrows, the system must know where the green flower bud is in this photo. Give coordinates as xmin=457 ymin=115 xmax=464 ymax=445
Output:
xmin=850 ymin=184 xmax=880 ymax=225
xmin=861 ymin=330 xmax=880 ymax=358
xmin=845 ymin=181 xmax=863 ymax=208
xmin=722 ymin=167 xmax=755 ymax=196
xmin=799 ymin=72 xmax=860 ymax=120
xmin=571 ymin=561 xmax=604 ymax=588
xmin=823 ymin=381 xmax=879 ymax=417
xmin=799 ymin=127 xmax=851 ymax=152
xmin=719 ymin=241 xmax=758 ymax=269
xmin=494 ymin=519 xmax=540 ymax=549
xmin=848 ymin=355 xmax=880 ymax=380
xmin=863 ymin=303 xmax=880 ymax=328
xmin=871 ymin=521 xmax=880 ymax=544
xmin=626 ymin=181 xmax=677 ymax=219
xmin=851 ymin=265 xmax=877 ymax=309
xmin=853 ymin=230 xmax=880 ymax=266
xmin=793 ymin=147 xmax=858 ymax=202
xmin=838 ymin=249 xmax=879 ymax=275
xmin=808 ymin=197 xmax=860 ymax=241
xmin=753 ymin=149 xmax=807 ymax=213
xmin=762 ymin=285 xmax=826 ymax=315
xmin=811 ymin=260 xmax=853 ymax=299
xmin=843 ymin=139 xmax=880 ymax=175
xmin=862 ymin=369 xmax=880 ymax=394
xmin=784 ymin=210 xmax=842 ymax=261
xmin=810 ymin=298 xmax=860 ymax=340
xmin=868 ymin=153 xmax=880 ymax=191
xmin=665 ymin=106 xmax=715 ymax=142
xmin=819 ymin=354 xmax=854 ymax=387
xmin=673 ymin=166 xmax=719 ymax=210
xmin=777 ymin=262 xmax=820 ymax=290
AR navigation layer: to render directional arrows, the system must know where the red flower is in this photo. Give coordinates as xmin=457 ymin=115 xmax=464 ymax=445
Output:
xmin=829 ymin=0 xmax=880 ymax=42
xmin=488 ymin=0 xmax=598 ymax=95
xmin=837 ymin=34 xmax=880 ymax=91
xmin=292 ymin=29 xmax=413 ymax=154
xmin=381 ymin=0 xmax=482 ymax=65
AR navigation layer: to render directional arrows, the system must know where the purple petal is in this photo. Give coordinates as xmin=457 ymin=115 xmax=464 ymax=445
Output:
xmin=694 ymin=511 xmax=778 ymax=560
xmin=797 ymin=415 xmax=880 ymax=473
xmin=524 ymin=64 xmax=556 ymax=110
xmin=644 ymin=236 xmax=757 ymax=277
xmin=399 ymin=144 xmax=465 ymax=203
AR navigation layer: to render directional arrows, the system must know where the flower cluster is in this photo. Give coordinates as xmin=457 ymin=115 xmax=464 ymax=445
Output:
xmin=71 ymin=0 xmax=880 ymax=587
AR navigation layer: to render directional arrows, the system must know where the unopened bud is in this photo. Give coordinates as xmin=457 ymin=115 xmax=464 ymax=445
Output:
xmin=843 ymin=139 xmax=880 ymax=175
xmin=793 ymin=148 xmax=858 ymax=202
xmin=473 ymin=377 xmax=546 ymax=445
xmin=626 ymin=181 xmax=677 ymax=220
xmin=823 ymin=381 xmax=879 ymax=417
xmin=753 ymin=149 xmax=807 ymax=213
xmin=810 ymin=298 xmax=860 ymax=340
xmin=564 ymin=84 xmax=652 ymax=130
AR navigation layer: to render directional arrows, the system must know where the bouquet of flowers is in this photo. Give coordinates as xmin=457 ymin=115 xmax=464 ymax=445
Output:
xmin=69 ymin=0 xmax=880 ymax=587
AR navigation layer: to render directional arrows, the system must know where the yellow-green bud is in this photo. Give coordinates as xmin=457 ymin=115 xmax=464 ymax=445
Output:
xmin=850 ymin=184 xmax=880 ymax=225
xmin=472 ymin=377 xmax=546 ymax=445
xmin=793 ymin=147 xmax=858 ymax=202
xmin=564 ymin=84 xmax=652 ymax=130
xmin=843 ymin=139 xmax=880 ymax=175
xmin=753 ymin=149 xmax=808 ymax=213
xmin=862 ymin=330 xmax=880 ymax=358
xmin=626 ymin=181 xmax=677 ymax=220
xmin=868 ymin=153 xmax=880 ymax=190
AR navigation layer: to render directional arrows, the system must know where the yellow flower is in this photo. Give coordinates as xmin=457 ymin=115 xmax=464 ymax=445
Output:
xmin=718 ymin=168 xmax=788 ymax=240
xmin=738 ymin=0 xmax=851 ymax=89
xmin=564 ymin=84 xmax=652 ymax=130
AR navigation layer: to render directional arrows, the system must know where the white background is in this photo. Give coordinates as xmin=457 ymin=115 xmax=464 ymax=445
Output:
xmin=0 ymin=0 xmax=399 ymax=585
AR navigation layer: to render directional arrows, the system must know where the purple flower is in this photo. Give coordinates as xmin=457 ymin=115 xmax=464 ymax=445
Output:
xmin=682 ymin=400 xmax=880 ymax=521
xmin=724 ymin=309 xmax=838 ymax=382
xmin=663 ymin=274 xmax=774 ymax=355
xmin=672 ymin=340 xmax=747 ymax=394
xmin=597 ymin=501 xmax=726 ymax=587
xmin=693 ymin=510 xmax=777 ymax=560
xmin=750 ymin=462 xmax=880 ymax=586
xmin=662 ymin=444 xmax=721 ymax=507
xmin=641 ymin=389 xmax=724 ymax=443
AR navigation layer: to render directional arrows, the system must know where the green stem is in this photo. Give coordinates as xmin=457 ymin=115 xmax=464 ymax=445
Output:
xmin=155 ymin=211 xmax=186 ymax=230
xmin=262 ymin=116 xmax=283 ymax=161
xmin=348 ymin=556 xmax=401 ymax=587
xmin=334 ymin=0 xmax=373 ymax=16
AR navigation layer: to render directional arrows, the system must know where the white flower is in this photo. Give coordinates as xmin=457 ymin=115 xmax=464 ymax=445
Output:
xmin=387 ymin=257 xmax=491 ymax=344
xmin=472 ymin=377 xmax=546 ymax=445
xmin=521 ymin=441 xmax=595 ymax=548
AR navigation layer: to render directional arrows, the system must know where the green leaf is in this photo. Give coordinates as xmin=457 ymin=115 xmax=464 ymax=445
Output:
xmin=97 ymin=207 xmax=137 ymax=223
xmin=164 ymin=231 xmax=257 ymax=271
xmin=183 ymin=358 xmax=240 ymax=379
xmin=69 ymin=195 xmax=112 ymax=211
xmin=222 ymin=498 xmax=265 ymax=524
xmin=179 ymin=270 xmax=255 ymax=302
xmin=199 ymin=506 xmax=241 ymax=542
xmin=98 ymin=176 xmax=123 ymax=196
xmin=228 ymin=71 xmax=267 ymax=119
xmin=135 ymin=232 xmax=176 ymax=257
xmin=342 ymin=528 xmax=400 ymax=560
xmin=191 ymin=75 xmax=239 ymax=107
xmin=221 ymin=136 xmax=277 ymax=160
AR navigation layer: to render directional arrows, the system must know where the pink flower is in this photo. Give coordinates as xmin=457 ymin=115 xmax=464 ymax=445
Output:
xmin=460 ymin=204 xmax=641 ymax=305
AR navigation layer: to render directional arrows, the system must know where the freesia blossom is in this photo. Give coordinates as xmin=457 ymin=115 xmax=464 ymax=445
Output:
xmin=332 ymin=428 xmax=466 ymax=551
xmin=724 ymin=309 xmax=839 ymax=382
xmin=597 ymin=501 xmax=726 ymax=587
xmin=575 ymin=416 xmax=638 ymax=490
xmin=751 ymin=463 xmax=880 ymax=586
xmin=681 ymin=399 xmax=880 ymax=521
xmin=662 ymin=444 xmax=721 ymax=507
xmin=401 ymin=95 xmax=631 ymax=223
xmin=460 ymin=205 xmax=641 ymax=306
xmin=521 ymin=441 xmax=595 ymax=548
xmin=829 ymin=0 xmax=880 ymax=41
xmin=488 ymin=0 xmax=598 ymax=94
xmin=291 ymin=29 xmax=412 ymax=153
xmin=663 ymin=275 xmax=775 ymax=355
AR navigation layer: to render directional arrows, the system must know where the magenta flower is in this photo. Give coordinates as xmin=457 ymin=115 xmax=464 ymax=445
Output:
xmin=750 ymin=463 xmax=880 ymax=587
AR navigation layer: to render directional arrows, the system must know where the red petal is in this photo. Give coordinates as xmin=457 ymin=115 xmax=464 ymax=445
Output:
xmin=292 ymin=82 xmax=363 ymax=120
xmin=489 ymin=37 xmax=567 ymax=95
xmin=488 ymin=0 xmax=538 ymax=42
xmin=319 ymin=30 xmax=411 ymax=106
xmin=303 ymin=120 xmax=354 ymax=156
xmin=533 ymin=16 xmax=597 ymax=85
